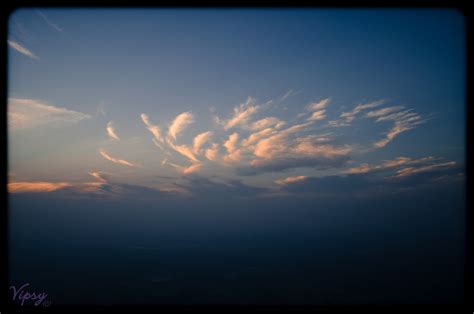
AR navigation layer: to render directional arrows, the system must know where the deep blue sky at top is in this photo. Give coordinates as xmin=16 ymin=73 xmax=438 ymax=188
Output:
xmin=8 ymin=8 xmax=465 ymax=182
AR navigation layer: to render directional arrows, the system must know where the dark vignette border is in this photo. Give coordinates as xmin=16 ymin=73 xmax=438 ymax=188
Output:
xmin=0 ymin=1 xmax=471 ymax=314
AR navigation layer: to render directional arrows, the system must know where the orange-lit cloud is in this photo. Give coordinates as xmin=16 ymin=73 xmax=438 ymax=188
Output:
xmin=8 ymin=182 xmax=71 ymax=193
xmin=106 ymin=121 xmax=120 ymax=140
xmin=99 ymin=149 xmax=140 ymax=167
xmin=224 ymin=132 xmax=240 ymax=154
xmin=168 ymin=112 xmax=194 ymax=141
xmin=141 ymin=113 xmax=163 ymax=143
xmin=248 ymin=117 xmax=285 ymax=131
xmin=193 ymin=131 xmax=213 ymax=154
xmin=205 ymin=143 xmax=219 ymax=161
xmin=275 ymin=175 xmax=307 ymax=186
xmin=220 ymin=97 xmax=259 ymax=130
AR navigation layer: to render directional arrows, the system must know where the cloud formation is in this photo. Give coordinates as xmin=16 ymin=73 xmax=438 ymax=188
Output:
xmin=7 ymin=40 xmax=39 ymax=59
xmin=193 ymin=131 xmax=213 ymax=154
xmin=37 ymin=10 xmax=63 ymax=32
xmin=106 ymin=121 xmax=120 ymax=140
xmin=8 ymin=182 xmax=71 ymax=193
xmin=372 ymin=109 xmax=425 ymax=148
xmin=99 ymin=149 xmax=140 ymax=167
xmin=275 ymin=175 xmax=307 ymax=186
xmin=141 ymin=113 xmax=163 ymax=143
xmin=8 ymin=98 xmax=90 ymax=130
xmin=168 ymin=112 xmax=194 ymax=141
xmin=219 ymin=97 xmax=260 ymax=130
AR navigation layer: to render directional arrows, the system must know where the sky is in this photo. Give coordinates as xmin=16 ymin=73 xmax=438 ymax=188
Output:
xmin=7 ymin=8 xmax=466 ymax=305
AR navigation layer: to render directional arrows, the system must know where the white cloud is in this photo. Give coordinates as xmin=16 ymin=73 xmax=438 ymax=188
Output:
xmin=8 ymin=98 xmax=90 ymax=130
xmin=365 ymin=106 xmax=404 ymax=118
xmin=340 ymin=100 xmax=385 ymax=123
xmin=307 ymin=98 xmax=330 ymax=111
xmin=37 ymin=10 xmax=63 ymax=32
xmin=7 ymin=40 xmax=39 ymax=59
xmin=395 ymin=161 xmax=456 ymax=177
xmin=343 ymin=156 xmax=436 ymax=174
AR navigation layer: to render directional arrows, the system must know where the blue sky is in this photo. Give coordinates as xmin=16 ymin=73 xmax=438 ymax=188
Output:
xmin=7 ymin=8 xmax=465 ymax=196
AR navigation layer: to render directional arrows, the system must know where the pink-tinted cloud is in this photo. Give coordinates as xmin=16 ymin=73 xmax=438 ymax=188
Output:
xmin=99 ymin=149 xmax=140 ymax=167
xmin=168 ymin=112 xmax=194 ymax=141
xmin=274 ymin=175 xmax=307 ymax=186
xmin=106 ymin=121 xmax=120 ymax=140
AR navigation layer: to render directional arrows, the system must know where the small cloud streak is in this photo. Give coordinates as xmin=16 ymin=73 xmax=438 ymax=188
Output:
xmin=141 ymin=113 xmax=163 ymax=143
xmin=89 ymin=171 xmax=107 ymax=183
xmin=7 ymin=40 xmax=39 ymax=59
xmin=343 ymin=156 xmax=435 ymax=174
xmin=37 ymin=10 xmax=63 ymax=32
xmin=395 ymin=161 xmax=456 ymax=177
xmin=307 ymin=98 xmax=330 ymax=111
xmin=164 ymin=160 xmax=202 ymax=175
xmin=373 ymin=109 xmax=425 ymax=148
xmin=106 ymin=121 xmax=120 ymax=140
xmin=307 ymin=110 xmax=326 ymax=121
xmin=8 ymin=182 xmax=71 ymax=193
xmin=8 ymin=98 xmax=90 ymax=130
xmin=99 ymin=149 xmax=140 ymax=167
xmin=221 ymin=97 xmax=259 ymax=130
xmin=275 ymin=175 xmax=307 ymax=186
xmin=249 ymin=117 xmax=285 ymax=131
xmin=167 ymin=140 xmax=199 ymax=163
xmin=340 ymin=99 xmax=385 ymax=124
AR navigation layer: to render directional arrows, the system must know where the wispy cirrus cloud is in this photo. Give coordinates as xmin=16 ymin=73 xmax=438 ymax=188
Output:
xmin=8 ymin=181 xmax=71 ymax=193
xmin=106 ymin=121 xmax=120 ymax=140
xmin=218 ymin=97 xmax=260 ymax=130
xmin=275 ymin=175 xmax=307 ymax=186
xmin=8 ymin=98 xmax=90 ymax=130
xmin=163 ymin=160 xmax=202 ymax=175
xmin=168 ymin=112 xmax=194 ymax=141
xmin=37 ymin=10 xmax=63 ymax=32
xmin=121 ymin=94 xmax=431 ymax=179
xmin=394 ymin=161 xmax=456 ymax=178
xmin=343 ymin=156 xmax=436 ymax=174
xmin=339 ymin=99 xmax=385 ymax=124
xmin=141 ymin=113 xmax=164 ymax=143
xmin=372 ymin=109 xmax=425 ymax=148
xmin=99 ymin=149 xmax=140 ymax=167
xmin=7 ymin=39 xmax=39 ymax=60
xmin=166 ymin=141 xmax=199 ymax=164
